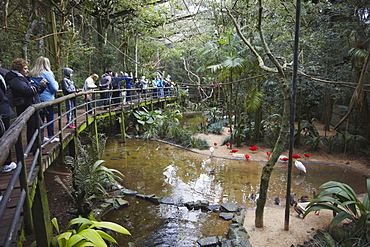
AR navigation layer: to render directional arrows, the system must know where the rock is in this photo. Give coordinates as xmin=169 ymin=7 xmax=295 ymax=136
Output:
xmin=221 ymin=202 xmax=238 ymax=212
xmin=194 ymin=200 xmax=209 ymax=210
xmin=147 ymin=196 xmax=162 ymax=204
xmin=160 ymin=197 xmax=174 ymax=205
xmin=184 ymin=201 xmax=195 ymax=210
xmin=121 ymin=188 xmax=138 ymax=195
xmin=114 ymin=190 xmax=123 ymax=197
xmin=114 ymin=198 xmax=129 ymax=209
xmin=219 ymin=212 xmax=234 ymax=221
xmin=227 ymin=224 xmax=251 ymax=246
xmin=197 ymin=236 xmax=220 ymax=247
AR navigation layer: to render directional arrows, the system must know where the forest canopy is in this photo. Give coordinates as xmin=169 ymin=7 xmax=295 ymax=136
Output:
xmin=0 ymin=0 xmax=370 ymax=140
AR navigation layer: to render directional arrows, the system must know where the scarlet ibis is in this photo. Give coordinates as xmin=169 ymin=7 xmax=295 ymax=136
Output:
xmin=295 ymin=160 xmax=306 ymax=173
xmin=304 ymin=153 xmax=310 ymax=159
xmin=293 ymin=202 xmax=305 ymax=218
xmin=205 ymin=119 xmax=209 ymax=122
xmin=213 ymin=142 xmax=217 ymax=146
xmin=280 ymin=156 xmax=289 ymax=162
xmin=245 ymin=154 xmax=250 ymax=160
xmin=266 ymin=151 xmax=271 ymax=157
xmin=228 ymin=129 xmax=231 ymax=132
xmin=292 ymin=154 xmax=301 ymax=159
xmin=230 ymin=149 xmax=238 ymax=153
xmin=249 ymin=145 xmax=259 ymax=151
xmin=210 ymin=147 xmax=215 ymax=157
xmin=225 ymin=143 xmax=230 ymax=148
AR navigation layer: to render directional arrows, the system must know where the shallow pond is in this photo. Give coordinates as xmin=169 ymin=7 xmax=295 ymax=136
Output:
xmin=101 ymin=138 xmax=367 ymax=246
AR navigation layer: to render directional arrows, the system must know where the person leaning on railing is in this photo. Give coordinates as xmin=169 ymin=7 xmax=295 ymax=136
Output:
xmin=83 ymin=73 xmax=99 ymax=114
xmin=0 ymin=71 xmax=17 ymax=173
xmin=61 ymin=68 xmax=77 ymax=128
xmin=29 ymin=56 xmax=59 ymax=143
xmin=5 ymin=58 xmax=47 ymax=155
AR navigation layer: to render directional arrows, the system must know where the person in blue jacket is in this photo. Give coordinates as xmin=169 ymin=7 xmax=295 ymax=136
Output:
xmin=111 ymin=71 xmax=125 ymax=106
xmin=29 ymin=56 xmax=59 ymax=142
xmin=123 ymin=72 xmax=133 ymax=103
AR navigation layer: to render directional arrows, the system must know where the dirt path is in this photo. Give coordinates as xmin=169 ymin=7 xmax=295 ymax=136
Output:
xmin=193 ymin=126 xmax=369 ymax=247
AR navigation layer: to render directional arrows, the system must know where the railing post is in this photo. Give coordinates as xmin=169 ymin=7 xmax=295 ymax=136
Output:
xmin=57 ymin=102 xmax=65 ymax=163
xmin=15 ymin=137 xmax=33 ymax=235
xmin=120 ymin=112 xmax=126 ymax=142
xmin=32 ymin=171 xmax=52 ymax=246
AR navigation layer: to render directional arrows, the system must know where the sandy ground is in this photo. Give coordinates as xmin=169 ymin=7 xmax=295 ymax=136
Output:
xmin=192 ymin=125 xmax=370 ymax=247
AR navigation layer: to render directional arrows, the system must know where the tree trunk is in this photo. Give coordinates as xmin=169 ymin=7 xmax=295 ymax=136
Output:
xmin=255 ymin=78 xmax=291 ymax=227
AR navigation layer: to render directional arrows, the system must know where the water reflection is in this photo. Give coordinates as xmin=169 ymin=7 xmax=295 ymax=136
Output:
xmin=102 ymin=138 xmax=367 ymax=246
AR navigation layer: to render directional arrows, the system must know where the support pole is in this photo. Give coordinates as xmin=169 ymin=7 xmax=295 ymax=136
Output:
xmin=284 ymin=0 xmax=301 ymax=231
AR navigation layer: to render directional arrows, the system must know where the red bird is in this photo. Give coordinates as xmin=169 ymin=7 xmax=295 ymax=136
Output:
xmin=304 ymin=153 xmax=310 ymax=159
xmin=228 ymin=129 xmax=231 ymax=132
xmin=245 ymin=154 xmax=250 ymax=160
xmin=213 ymin=143 xmax=217 ymax=146
xmin=230 ymin=149 xmax=238 ymax=153
xmin=292 ymin=154 xmax=301 ymax=159
xmin=266 ymin=151 xmax=271 ymax=156
xmin=249 ymin=146 xmax=259 ymax=151
xmin=280 ymin=157 xmax=289 ymax=161
xmin=225 ymin=143 xmax=230 ymax=148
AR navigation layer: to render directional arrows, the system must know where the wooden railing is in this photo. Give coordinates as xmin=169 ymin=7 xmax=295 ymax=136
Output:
xmin=0 ymin=86 xmax=180 ymax=247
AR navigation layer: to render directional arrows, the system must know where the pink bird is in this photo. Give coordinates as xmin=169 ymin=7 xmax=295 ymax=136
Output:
xmin=280 ymin=157 xmax=289 ymax=162
xmin=292 ymin=154 xmax=301 ymax=159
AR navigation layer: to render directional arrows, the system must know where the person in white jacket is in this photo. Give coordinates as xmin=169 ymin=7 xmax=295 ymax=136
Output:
xmin=83 ymin=74 xmax=99 ymax=113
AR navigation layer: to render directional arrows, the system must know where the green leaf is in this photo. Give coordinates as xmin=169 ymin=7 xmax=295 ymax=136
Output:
xmin=67 ymin=234 xmax=85 ymax=247
xmin=51 ymin=218 xmax=60 ymax=234
xmin=90 ymin=221 xmax=131 ymax=235
xmin=96 ymin=230 xmax=118 ymax=244
xmin=79 ymin=229 xmax=107 ymax=246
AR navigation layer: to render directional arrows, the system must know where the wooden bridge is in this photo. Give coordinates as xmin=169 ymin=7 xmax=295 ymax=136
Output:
xmin=0 ymin=87 xmax=181 ymax=247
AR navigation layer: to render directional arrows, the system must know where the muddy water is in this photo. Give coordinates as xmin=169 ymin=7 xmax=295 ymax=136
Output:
xmin=101 ymin=138 xmax=367 ymax=246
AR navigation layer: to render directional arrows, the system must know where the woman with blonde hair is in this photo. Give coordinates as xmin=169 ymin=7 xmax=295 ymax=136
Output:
xmin=29 ymin=56 xmax=59 ymax=143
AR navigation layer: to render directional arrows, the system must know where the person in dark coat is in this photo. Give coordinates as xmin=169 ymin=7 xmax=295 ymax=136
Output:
xmin=98 ymin=69 xmax=113 ymax=109
xmin=5 ymin=58 xmax=47 ymax=155
xmin=0 ymin=71 xmax=16 ymax=173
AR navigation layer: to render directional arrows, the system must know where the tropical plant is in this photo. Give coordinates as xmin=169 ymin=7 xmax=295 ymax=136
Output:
xmin=261 ymin=114 xmax=282 ymax=146
xmin=329 ymin=129 xmax=366 ymax=155
xmin=64 ymin=137 xmax=124 ymax=217
xmin=304 ymin=179 xmax=370 ymax=245
xmin=50 ymin=216 xmax=131 ymax=247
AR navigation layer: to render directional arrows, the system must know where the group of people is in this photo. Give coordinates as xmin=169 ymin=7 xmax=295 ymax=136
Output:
xmin=0 ymin=57 xmax=78 ymax=174
xmin=0 ymin=58 xmax=177 ymax=175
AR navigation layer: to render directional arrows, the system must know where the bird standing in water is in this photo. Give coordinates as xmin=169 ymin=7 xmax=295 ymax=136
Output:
xmin=295 ymin=160 xmax=306 ymax=173
xmin=210 ymin=147 xmax=214 ymax=157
